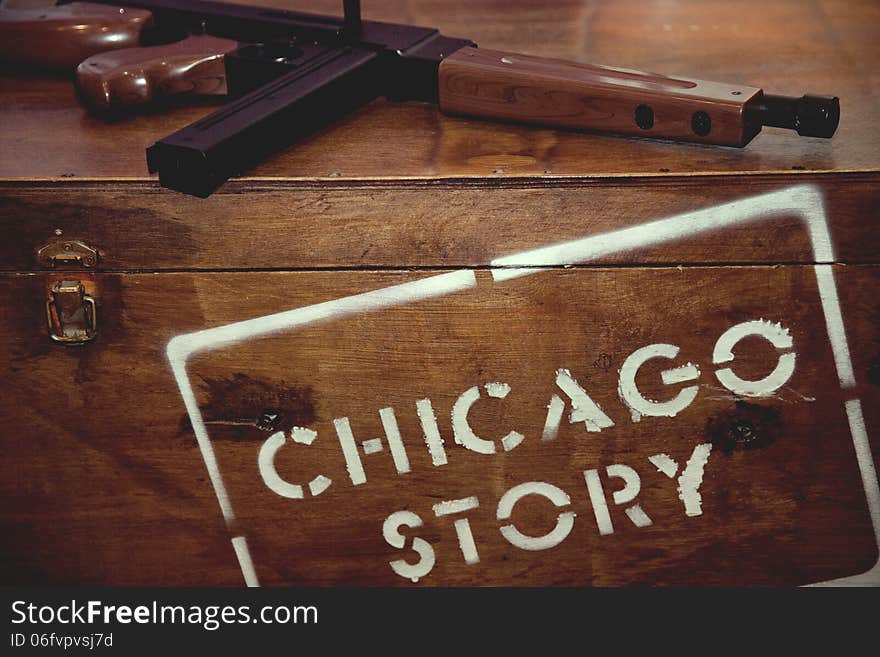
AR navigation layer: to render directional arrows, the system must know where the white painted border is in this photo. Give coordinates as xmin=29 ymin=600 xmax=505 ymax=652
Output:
xmin=167 ymin=184 xmax=879 ymax=587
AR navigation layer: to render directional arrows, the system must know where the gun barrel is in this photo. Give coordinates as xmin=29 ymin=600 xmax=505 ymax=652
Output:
xmin=745 ymin=93 xmax=840 ymax=138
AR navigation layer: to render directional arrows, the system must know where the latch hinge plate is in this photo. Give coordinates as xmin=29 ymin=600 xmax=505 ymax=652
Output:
xmin=37 ymin=240 xmax=98 ymax=268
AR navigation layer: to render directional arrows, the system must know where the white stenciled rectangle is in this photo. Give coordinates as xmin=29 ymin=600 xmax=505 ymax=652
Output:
xmin=168 ymin=185 xmax=878 ymax=587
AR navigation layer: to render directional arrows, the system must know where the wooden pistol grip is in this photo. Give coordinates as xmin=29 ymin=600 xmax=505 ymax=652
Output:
xmin=75 ymin=35 xmax=238 ymax=113
xmin=438 ymin=47 xmax=763 ymax=147
xmin=0 ymin=2 xmax=153 ymax=70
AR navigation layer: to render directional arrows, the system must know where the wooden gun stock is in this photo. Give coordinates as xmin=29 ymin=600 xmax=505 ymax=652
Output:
xmin=75 ymin=35 xmax=237 ymax=112
xmin=438 ymin=46 xmax=838 ymax=147
xmin=0 ymin=2 xmax=153 ymax=70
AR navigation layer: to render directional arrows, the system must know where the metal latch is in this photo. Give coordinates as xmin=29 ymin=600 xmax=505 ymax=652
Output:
xmin=46 ymin=280 xmax=97 ymax=345
xmin=37 ymin=240 xmax=98 ymax=268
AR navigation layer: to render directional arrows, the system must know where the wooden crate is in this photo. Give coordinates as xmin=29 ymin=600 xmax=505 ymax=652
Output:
xmin=1 ymin=0 xmax=878 ymax=586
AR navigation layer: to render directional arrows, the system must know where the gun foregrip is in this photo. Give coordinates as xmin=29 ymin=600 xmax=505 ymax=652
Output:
xmin=0 ymin=2 xmax=153 ymax=70
xmin=438 ymin=46 xmax=765 ymax=147
xmin=76 ymin=35 xmax=238 ymax=113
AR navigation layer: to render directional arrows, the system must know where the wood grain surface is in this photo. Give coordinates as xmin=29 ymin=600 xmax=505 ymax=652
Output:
xmin=1 ymin=175 xmax=878 ymax=270
xmin=1 ymin=174 xmax=879 ymax=586
xmin=0 ymin=0 xmax=877 ymax=180
xmin=0 ymin=0 xmax=878 ymax=587
xmin=1 ymin=264 xmax=878 ymax=585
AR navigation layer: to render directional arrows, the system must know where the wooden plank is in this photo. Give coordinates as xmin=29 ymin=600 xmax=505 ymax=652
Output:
xmin=1 ymin=175 xmax=878 ymax=271
xmin=1 ymin=265 xmax=877 ymax=585
xmin=0 ymin=0 xmax=877 ymax=181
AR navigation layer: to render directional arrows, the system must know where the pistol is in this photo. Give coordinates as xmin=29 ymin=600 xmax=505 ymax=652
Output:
xmin=0 ymin=0 xmax=841 ymax=197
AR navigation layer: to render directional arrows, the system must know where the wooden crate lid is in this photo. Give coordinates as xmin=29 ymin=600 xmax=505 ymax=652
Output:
xmin=0 ymin=0 xmax=878 ymax=182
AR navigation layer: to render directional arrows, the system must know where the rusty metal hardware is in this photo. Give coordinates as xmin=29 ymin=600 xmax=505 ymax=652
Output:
xmin=46 ymin=280 xmax=97 ymax=345
xmin=37 ymin=240 xmax=98 ymax=268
